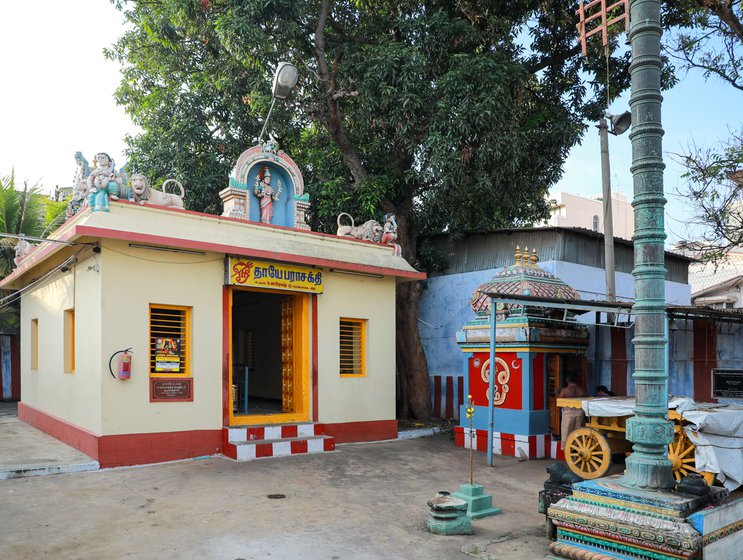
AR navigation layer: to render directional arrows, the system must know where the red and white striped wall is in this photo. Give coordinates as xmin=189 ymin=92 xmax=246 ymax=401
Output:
xmin=431 ymin=374 xmax=465 ymax=420
xmin=453 ymin=426 xmax=564 ymax=460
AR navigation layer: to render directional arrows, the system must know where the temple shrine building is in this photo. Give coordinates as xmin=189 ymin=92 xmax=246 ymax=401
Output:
xmin=453 ymin=248 xmax=590 ymax=459
xmin=1 ymin=144 xmax=424 ymax=467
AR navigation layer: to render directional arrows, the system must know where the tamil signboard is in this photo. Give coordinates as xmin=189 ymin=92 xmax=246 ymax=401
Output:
xmin=227 ymin=258 xmax=324 ymax=293
xmin=712 ymin=369 xmax=743 ymax=399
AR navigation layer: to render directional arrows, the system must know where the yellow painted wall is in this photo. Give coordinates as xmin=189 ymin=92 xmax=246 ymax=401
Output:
xmin=316 ymin=272 xmax=397 ymax=423
xmin=18 ymin=203 xmax=404 ymax=436
xmin=20 ymin=252 xmax=103 ymax=433
xmin=98 ymin=240 xmax=224 ymax=434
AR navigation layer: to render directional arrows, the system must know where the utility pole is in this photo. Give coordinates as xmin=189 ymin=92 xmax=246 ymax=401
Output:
xmin=599 ymin=117 xmax=616 ymax=302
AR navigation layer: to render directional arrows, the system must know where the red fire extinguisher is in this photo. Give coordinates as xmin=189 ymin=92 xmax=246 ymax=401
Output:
xmin=109 ymin=348 xmax=133 ymax=380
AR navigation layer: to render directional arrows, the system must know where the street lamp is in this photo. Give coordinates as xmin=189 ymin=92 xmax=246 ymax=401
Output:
xmin=258 ymin=62 xmax=299 ymax=144
xmin=598 ymin=110 xmax=631 ymax=302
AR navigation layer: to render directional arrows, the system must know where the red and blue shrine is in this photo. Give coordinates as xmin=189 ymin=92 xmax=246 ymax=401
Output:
xmin=454 ymin=247 xmax=588 ymax=460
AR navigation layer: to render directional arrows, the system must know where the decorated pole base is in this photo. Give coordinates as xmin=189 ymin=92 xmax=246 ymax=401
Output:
xmin=427 ymin=495 xmax=472 ymax=535
xmin=452 ymin=483 xmax=502 ymax=519
xmin=547 ymin=475 xmax=742 ymax=559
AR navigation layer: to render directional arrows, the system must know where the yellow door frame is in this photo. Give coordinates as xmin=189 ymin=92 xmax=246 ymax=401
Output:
xmin=228 ymin=286 xmax=310 ymax=425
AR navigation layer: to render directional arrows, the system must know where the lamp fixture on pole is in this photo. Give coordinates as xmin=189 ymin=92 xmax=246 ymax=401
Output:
xmin=257 ymin=62 xmax=299 ymax=145
xmin=598 ymin=110 xmax=631 ymax=303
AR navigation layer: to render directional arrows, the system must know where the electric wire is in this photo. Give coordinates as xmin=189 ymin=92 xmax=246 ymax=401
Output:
xmin=0 ymin=247 xmax=89 ymax=309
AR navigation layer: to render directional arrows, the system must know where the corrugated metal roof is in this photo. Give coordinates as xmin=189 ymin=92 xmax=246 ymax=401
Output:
xmin=427 ymin=227 xmax=689 ymax=284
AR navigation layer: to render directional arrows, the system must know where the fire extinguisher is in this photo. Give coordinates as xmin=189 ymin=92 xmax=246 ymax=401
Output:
xmin=109 ymin=348 xmax=133 ymax=380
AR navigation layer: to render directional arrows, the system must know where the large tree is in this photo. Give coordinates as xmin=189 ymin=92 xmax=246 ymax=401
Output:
xmin=109 ymin=0 xmax=629 ymax=418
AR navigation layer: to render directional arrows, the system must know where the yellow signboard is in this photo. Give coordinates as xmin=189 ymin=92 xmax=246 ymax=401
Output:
xmin=228 ymin=258 xmax=324 ymax=293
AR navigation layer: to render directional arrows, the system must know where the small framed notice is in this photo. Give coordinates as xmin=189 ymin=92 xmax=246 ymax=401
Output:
xmin=712 ymin=369 xmax=743 ymax=399
xmin=155 ymin=338 xmax=182 ymax=373
xmin=150 ymin=377 xmax=193 ymax=402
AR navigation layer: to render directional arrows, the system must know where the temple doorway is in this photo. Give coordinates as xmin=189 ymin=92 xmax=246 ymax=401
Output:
xmin=229 ymin=287 xmax=309 ymax=425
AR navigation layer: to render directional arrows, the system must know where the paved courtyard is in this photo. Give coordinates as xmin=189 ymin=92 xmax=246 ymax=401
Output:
xmin=1 ymin=431 xmax=555 ymax=560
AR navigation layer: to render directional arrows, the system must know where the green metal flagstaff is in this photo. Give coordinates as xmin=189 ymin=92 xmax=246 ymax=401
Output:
xmin=620 ymin=0 xmax=675 ymax=490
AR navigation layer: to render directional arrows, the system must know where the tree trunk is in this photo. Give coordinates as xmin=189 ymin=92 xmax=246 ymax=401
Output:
xmin=312 ymin=2 xmax=431 ymax=418
xmin=396 ymin=281 xmax=432 ymax=419
xmin=392 ymin=200 xmax=431 ymax=419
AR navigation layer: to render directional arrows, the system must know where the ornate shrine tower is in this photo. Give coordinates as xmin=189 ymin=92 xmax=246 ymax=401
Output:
xmin=454 ymin=247 xmax=588 ymax=459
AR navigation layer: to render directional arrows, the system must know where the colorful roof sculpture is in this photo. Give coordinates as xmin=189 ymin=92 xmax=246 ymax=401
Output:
xmin=470 ymin=246 xmax=580 ymax=316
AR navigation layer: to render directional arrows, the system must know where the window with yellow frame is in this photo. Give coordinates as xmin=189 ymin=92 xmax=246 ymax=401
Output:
xmin=339 ymin=317 xmax=366 ymax=377
xmin=64 ymin=309 xmax=75 ymax=373
xmin=149 ymin=304 xmax=191 ymax=375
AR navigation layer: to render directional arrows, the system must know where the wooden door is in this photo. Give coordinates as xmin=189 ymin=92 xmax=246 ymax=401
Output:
xmin=547 ymin=354 xmax=561 ymax=435
xmin=280 ymin=296 xmax=294 ymax=413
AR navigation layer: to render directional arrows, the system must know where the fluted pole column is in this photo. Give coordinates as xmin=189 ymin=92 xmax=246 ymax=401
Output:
xmin=620 ymin=0 xmax=675 ymax=490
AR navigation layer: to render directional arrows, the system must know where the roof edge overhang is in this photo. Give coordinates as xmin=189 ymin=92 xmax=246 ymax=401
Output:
xmin=1 ymin=203 xmax=426 ymax=290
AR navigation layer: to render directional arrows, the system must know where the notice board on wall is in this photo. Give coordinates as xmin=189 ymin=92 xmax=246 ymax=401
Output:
xmin=712 ymin=369 xmax=743 ymax=399
xmin=150 ymin=377 xmax=193 ymax=402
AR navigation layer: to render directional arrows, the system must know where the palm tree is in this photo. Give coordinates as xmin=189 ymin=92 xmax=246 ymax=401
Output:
xmin=0 ymin=171 xmax=63 ymax=332
xmin=0 ymin=171 xmax=47 ymax=278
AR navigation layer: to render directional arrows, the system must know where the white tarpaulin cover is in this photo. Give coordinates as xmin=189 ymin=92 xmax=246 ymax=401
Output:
xmin=580 ymin=397 xmax=743 ymax=491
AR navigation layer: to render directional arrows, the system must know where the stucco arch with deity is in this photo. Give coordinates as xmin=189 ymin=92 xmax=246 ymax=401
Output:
xmin=219 ymin=141 xmax=310 ymax=230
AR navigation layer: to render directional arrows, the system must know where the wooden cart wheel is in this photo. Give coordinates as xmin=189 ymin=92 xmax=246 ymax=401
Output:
xmin=565 ymin=427 xmax=612 ymax=480
xmin=668 ymin=430 xmax=716 ymax=485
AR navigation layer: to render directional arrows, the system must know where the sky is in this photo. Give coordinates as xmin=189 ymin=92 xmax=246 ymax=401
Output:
xmin=1 ymin=1 xmax=740 ymax=246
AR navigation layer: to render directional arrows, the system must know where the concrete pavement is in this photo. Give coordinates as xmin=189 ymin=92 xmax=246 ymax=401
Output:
xmin=0 ymin=402 xmax=99 ymax=480
xmin=0 ymin=426 xmax=556 ymax=559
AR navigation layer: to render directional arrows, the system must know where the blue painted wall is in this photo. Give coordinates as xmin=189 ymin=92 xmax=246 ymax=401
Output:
xmin=419 ymin=259 xmax=689 ymax=385
xmin=245 ymin=164 xmax=296 ymax=227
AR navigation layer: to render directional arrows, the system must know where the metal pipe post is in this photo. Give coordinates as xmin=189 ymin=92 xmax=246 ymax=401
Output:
xmin=488 ymin=299 xmax=495 ymax=467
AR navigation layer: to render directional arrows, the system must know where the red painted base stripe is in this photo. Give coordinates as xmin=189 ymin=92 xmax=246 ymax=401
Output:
xmin=18 ymin=402 xmax=99 ymax=460
xmin=476 ymin=429 xmax=487 ymax=452
xmin=20 ymin=402 xmax=223 ymax=468
xmin=291 ymin=440 xmax=308 ymax=454
xmin=247 ymin=427 xmax=264 ymax=441
xmin=322 ymin=419 xmax=397 ymax=443
xmin=433 ymin=376 xmax=442 ymax=418
xmin=501 ymin=433 xmax=515 ymax=457
xmin=457 ymin=376 xmax=464 ymax=421
xmin=282 ymin=425 xmax=298 ymax=438
xmin=323 ymin=438 xmax=335 ymax=451
xmin=529 ymin=435 xmax=537 ymax=458
xmin=445 ymin=376 xmax=454 ymax=419
xmin=256 ymin=442 xmax=273 ymax=458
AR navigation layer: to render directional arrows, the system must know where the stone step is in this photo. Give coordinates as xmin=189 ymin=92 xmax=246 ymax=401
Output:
xmin=226 ymin=423 xmax=325 ymax=443
xmin=222 ymin=423 xmax=335 ymax=461
xmin=224 ymin=435 xmax=335 ymax=461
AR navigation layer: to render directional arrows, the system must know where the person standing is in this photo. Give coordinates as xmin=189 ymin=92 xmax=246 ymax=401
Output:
xmin=558 ymin=373 xmax=588 ymax=448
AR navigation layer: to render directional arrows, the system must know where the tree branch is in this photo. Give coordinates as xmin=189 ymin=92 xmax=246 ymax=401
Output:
xmin=313 ymin=0 xmax=368 ymax=187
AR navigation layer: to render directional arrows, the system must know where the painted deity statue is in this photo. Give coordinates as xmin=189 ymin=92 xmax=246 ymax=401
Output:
xmin=381 ymin=213 xmax=401 ymax=257
xmin=66 ymin=151 xmax=91 ymax=218
xmin=253 ymin=166 xmax=282 ymax=224
xmin=86 ymin=152 xmax=126 ymax=212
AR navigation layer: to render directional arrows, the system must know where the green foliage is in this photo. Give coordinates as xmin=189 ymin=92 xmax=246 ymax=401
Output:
xmin=0 ymin=172 xmax=46 ymax=278
xmin=109 ymin=0 xmax=649 ymax=417
xmin=0 ymin=172 xmax=56 ymax=332
xmin=663 ymin=1 xmax=743 ymax=260
xmin=109 ymin=0 xmax=633 ymax=251
xmin=673 ymin=129 xmax=743 ymax=262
